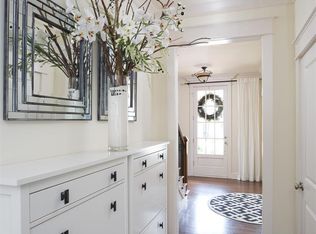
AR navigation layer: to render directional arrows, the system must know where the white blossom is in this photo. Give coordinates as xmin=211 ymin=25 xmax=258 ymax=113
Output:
xmin=163 ymin=7 xmax=177 ymax=17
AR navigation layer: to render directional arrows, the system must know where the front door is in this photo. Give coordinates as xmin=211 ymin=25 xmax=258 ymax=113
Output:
xmin=191 ymin=84 xmax=231 ymax=178
xmin=298 ymin=42 xmax=316 ymax=234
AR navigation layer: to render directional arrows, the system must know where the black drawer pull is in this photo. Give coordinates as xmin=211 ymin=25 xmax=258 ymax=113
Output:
xmin=60 ymin=189 xmax=69 ymax=204
xmin=159 ymin=153 xmax=164 ymax=160
xmin=159 ymin=222 xmax=164 ymax=229
xmin=142 ymin=160 xmax=147 ymax=168
xmin=159 ymin=172 xmax=164 ymax=179
xmin=61 ymin=230 xmax=69 ymax=234
xmin=111 ymin=171 xmax=117 ymax=182
xmin=110 ymin=201 xmax=117 ymax=212
xmin=141 ymin=182 xmax=147 ymax=191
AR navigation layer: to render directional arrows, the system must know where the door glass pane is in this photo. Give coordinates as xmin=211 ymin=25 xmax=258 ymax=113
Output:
xmin=197 ymin=139 xmax=206 ymax=154
xmin=204 ymin=105 xmax=215 ymax=116
xmin=197 ymin=111 xmax=206 ymax=122
xmin=197 ymin=90 xmax=205 ymax=101
xmin=215 ymin=107 xmax=224 ymax=122
xmin=215 ymin=123 xmax=224 ymax=138
xmin=205 ymin=123 xmax=215 ymax=138
xmin=215 ymin=89 xmax=224 ymax=101
xmin=197 ymin=123 xmax=205 ymax=138
xmin=206 ymin=139 xmax=215 ymax=154
xmin=205 ymin=98 xmax=215 ymax=106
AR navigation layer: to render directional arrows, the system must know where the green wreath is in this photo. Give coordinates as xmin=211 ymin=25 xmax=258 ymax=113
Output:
xmin=198 ymin=93 xmax=223 ymax=121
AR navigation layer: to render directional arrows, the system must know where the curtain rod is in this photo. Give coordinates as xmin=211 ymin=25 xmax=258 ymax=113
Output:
xmin=185 ymin=78 xmax=262 ymax=85
xmin=185 ymin=80 xmax=237 ymax=85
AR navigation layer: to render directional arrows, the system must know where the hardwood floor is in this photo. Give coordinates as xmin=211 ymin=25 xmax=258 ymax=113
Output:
xmin=179 ymin=177 xmax=262 ymax=234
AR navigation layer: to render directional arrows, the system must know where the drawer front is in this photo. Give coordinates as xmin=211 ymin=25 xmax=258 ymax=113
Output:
xmin=141 ymin=210 xmax=166 ymax=234
xmin=133 ymin=149 xmax=167 ymax=174
xmin=30 ymin=162 xmax=126 ymax=222
xmin=132 ymin=162 xmax=166 ymax=233
xmin=31 ymin=183 xmax=127 ymax=234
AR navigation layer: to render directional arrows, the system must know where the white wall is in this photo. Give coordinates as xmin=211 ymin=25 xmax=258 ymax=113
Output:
xmin=181 ymin=4 xmax=296 ymax=234
xmin=0 ymin=0 xmax=158 ymax=165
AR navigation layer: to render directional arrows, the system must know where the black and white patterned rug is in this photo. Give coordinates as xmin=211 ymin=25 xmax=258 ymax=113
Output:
xmin=209 ymin=193 xmax=262 ymax=225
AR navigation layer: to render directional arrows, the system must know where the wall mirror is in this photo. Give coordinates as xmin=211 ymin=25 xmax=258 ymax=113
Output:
xmin=3 ymin=0 xmax=92 ymax=120
xmin=98 ymin=46 xmax=137 ymax=121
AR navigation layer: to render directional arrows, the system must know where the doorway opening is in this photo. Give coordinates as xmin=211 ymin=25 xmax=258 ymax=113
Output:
xmin=177 ymin=39 xmax=263 ymax=234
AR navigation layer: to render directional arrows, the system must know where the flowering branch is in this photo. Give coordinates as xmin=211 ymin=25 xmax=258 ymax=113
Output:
xmin=66 ymin=0 xmax=186 ymax=85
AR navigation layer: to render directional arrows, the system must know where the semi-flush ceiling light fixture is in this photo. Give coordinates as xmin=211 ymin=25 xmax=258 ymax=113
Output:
xmin=194 ymin=66 xmax=213 ymax=82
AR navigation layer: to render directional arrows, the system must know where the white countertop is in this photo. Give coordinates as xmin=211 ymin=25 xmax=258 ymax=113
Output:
xmin=0 ymin=141 xmax=169 ymax=187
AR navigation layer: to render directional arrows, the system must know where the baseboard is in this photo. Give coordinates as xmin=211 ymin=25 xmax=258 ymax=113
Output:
xmin=230 ymin=173 xmax=240 ymax=180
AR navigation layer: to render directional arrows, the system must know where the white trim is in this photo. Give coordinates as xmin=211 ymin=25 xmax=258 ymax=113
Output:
xmin=166 ymin=49 xmax=179 ymax=234
xmin=261 ymin=34 xmax=274 ymax=234
xmin=169 ymin=17 xmax=274 ymax=234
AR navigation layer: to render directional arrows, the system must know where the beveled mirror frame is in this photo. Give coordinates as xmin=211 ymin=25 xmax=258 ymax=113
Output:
xmin=98 ymin=44 xmax=137 ymax=121
xmin=3 ymin=0 xmax=92 ymax=120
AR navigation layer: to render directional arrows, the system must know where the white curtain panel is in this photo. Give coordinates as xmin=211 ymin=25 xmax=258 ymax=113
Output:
xmin=237 ymin=78 xmax=262 ymax=182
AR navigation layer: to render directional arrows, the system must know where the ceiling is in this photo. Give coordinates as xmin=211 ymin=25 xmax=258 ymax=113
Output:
xmin=181 ymin=0 xmax=292 ymax=17
xmin=177 ymin=40 xmax=261 ymax=80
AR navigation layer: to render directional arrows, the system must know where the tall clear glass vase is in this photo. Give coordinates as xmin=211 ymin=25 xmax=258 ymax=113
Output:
xmin=108 ymin=74 xmax=128 ymax=151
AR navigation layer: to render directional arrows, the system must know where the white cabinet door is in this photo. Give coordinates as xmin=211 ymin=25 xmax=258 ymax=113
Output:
xmin=298 ymin=42 xmax=316 ymax=234
xmin=31 ymin=183 xmax=127 ymax=234
xmin=132 ymin=162 xmax=166 ymax=233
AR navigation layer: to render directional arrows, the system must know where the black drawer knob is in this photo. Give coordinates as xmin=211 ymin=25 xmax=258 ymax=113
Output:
xmin=60 ymin=189 xmax=69 ymax=204
xmin=141 ymin=182 xmax=147 ymax=191
xmin=159 ymin=222 xmax=164 ymax=229
xmin=61 ymin=230 xmax=69 ymax=234
xmin=159 ymin=153 xmax=164 ymax=160
xmin=111 ymin=171 xmax=117 ymax=182
xmin=159 ymin=173 xmax=164 ymax=179
xmin=110 ymin=201 xmax=117 ymax=212
xmin=142 ymin=160 xmax=147 ymax=168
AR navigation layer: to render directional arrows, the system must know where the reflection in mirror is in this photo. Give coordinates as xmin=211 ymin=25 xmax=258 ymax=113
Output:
xmin=98 ymin=65 xmax=137 ymax=121
xmin=98 ymin=40 xmax=137 ymax=121
xmin=3 ymin=0 xmax=92 ymax=120
xmin=30 ymin=16 xmax=80 ymax=100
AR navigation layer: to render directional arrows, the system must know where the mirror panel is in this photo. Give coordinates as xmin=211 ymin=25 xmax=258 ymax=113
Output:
xmin=3 ymin=0 xmax=92 ymax=120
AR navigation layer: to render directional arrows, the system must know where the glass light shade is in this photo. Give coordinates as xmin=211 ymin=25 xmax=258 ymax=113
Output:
xmin=194 ymin=66 xmax=213 ymax=82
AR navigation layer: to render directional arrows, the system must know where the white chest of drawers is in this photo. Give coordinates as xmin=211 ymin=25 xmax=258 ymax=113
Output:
xmin=0 ymin=142 xmax=168 ymax=234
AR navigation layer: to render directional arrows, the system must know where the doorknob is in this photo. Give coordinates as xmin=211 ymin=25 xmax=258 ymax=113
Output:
xmin=295 ymin=182 xmax=304 ymax=191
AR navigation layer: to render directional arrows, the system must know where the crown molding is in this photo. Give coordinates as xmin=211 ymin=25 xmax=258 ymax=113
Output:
xmin=182 ymin=0 xmax=293 ymax=17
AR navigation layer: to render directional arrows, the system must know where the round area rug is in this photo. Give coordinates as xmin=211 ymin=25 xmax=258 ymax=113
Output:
xmin=209 ymin=193 xmax=262 ymax=225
